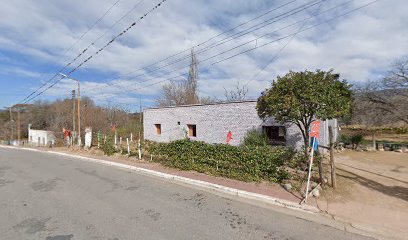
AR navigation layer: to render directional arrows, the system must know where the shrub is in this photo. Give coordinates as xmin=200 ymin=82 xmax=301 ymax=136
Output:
xmin=100 ymin=140 xmax=117 ymax=156
xmin=242 ymin=128 xmax=270 ymax=147
xmin=350 ymin=134 xmax=363 ymax=149
xmin=147 ymin=139 xmax=294 ymax=182
xmin=339 ymin=134 xmax=351 ymax=145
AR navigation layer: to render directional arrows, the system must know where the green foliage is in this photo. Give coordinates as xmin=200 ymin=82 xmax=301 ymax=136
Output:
xmin=147 ymin=139 xmax=294 ymax=183
xmin=257 ymin=70 xmax=353 ymax=149
xmin=242 ymin=128 xmax=270 ymax=147
xmin=350 ymin=134 xmax=363 ymax=145
xmin=340 ymin=134 xmax=351 ymax=145
xmin=100 ymin=139 xmax=117 ymax=156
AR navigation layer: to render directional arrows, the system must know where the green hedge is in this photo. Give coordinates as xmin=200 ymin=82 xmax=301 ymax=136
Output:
xmin=147 ymin=139 xmax=294 ymax=182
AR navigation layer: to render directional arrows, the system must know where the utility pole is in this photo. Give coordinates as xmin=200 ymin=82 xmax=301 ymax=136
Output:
xmin=72 ymin=90 xmax=76 ymax=138
xmin=59 ymin=73 xmax=81 ymax=146
xmin=17 ymin=110 xmax=20 ymax=144
xmin=9 ymin=107 xmax=13 ymax=142
xmin=77 ymin=80 xmax=81 ymax=146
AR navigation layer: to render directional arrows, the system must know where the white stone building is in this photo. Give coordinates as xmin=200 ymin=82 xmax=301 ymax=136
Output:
xmin=28 ymin=124 xmax=56 ymax=147
xmin=143 ymin=100 xmax=338 ymax=149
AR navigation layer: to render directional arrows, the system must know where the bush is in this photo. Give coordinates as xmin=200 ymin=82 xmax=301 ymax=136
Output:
xmin=340 ymin=133 xmax=363 ymax=149
xmin=147 ymin=139 xmax=294 ymax=182
xmin=100 ymin=140 xmax=117 ymax=156
xmin=350 ymin=134 xmax=363 ymax=149
xmin=339 ymin=134 xmax=351 ymax=145
xmin=350 ymin=134 xmax=363 ymax=145
xmin=242 ymin=128 xmax=270 ymax=147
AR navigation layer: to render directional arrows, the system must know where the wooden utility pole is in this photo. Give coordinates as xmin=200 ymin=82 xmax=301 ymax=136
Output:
xmin=17 ymin=110 xmax=20 ymax=144
xmin=72 ymin=90 xmax=76 ymax=135
xmin=77 ymin=80 xmax=81 ymax=145
xmin=328 ymin=126 xmax=337 ymax=189
xmin=9 ymin=107 xmax=13 ymax=141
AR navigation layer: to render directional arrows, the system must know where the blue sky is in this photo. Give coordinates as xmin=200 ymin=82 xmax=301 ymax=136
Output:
xmin=0 ymin=0 xmax=407 ymax=111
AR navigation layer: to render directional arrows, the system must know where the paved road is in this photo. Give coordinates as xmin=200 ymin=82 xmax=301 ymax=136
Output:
xmin=0 ymin=147 xmax=372 ymax=240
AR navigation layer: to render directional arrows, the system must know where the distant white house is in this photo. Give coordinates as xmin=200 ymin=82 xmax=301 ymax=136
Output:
xmin=28 ymin=124 xmax=56 ymax=146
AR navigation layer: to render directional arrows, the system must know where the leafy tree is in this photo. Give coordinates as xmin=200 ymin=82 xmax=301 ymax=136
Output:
xmin=257 ymin=70 xmax=353 ymax=156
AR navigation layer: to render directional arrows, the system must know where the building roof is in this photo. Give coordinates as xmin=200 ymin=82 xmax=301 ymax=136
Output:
xmin=145 ymin=99 xmax=257 ymax=110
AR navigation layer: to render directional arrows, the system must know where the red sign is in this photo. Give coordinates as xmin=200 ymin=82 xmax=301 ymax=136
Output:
xmin=226 ymin=131 xmax=233 ymax=144
xmin=63 ymin=129 xmax=71 ymax=139
xmin=310 ymin=121 xmax=321 ymax=139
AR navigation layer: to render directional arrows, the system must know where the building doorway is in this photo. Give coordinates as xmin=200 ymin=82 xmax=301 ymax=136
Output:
xmin=262 ymin=126 xmax=286 ymax=145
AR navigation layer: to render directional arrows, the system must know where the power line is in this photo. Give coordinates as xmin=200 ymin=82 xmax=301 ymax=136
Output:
xmin=113 ymin=0 xmax=299 ymax=78
xmin=19 ymin=0 xmax=145 ymax=104
xmin=126 ymin=0 xmax=379 ymax=94
xmin=112 ymin=0 xmax=344 ymax=90
xmin=211 ymin=0 xmax=380 ymax=66
xmin=60 ymin=0 xmax=123 ymax=60
xmin=90 ymin=0 xmax=326 ymax=91
xmin=23 ymin=0 xmax=168 ymax=104
xmin=243 ymin=0 xmax=331 ymax=88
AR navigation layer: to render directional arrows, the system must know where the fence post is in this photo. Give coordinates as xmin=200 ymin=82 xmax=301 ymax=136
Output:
xmin=138 ymin=139 xmax=142 ymax=160
xmin=127 ymin=138 xmax=130 ymax=156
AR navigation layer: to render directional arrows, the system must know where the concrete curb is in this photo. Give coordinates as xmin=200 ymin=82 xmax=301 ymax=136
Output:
xmin=0 ymin=145 xmax=319 ymax=214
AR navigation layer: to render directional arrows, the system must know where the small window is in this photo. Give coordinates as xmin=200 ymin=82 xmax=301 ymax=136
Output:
xmin=263 ymin=126 xmax=286 ymax=144
xmin=155 ymin=124 xmax=161 ymax=135
xmin=187 ymin=124 xmax=196 ymax=137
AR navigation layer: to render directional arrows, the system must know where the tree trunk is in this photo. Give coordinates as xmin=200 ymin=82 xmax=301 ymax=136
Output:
xmin=329 ymin=126 xmax=336 ymax=189
xmin=372 ymin=130 xmax=376 ymax=150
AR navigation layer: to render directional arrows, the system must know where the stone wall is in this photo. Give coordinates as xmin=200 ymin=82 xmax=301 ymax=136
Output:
xmin=143 ymin=101 xmax=337 ymax=150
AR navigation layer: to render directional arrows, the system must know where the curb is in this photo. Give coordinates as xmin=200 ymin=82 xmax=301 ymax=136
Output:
xmin=0 ymin=145 xmax=319 ymax=213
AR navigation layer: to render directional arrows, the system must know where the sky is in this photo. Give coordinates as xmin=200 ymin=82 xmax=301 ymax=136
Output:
xmin=0 ymin=0 xmax=407 ymax=111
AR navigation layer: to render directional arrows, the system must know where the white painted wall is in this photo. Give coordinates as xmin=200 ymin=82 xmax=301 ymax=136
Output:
xmin=144 ymin=101 xmax=338 ymax=150
xmin=28 ymin=126 xmax=56 ymax=147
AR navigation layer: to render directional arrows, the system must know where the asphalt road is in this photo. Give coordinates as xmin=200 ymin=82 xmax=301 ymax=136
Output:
xmin=0 ymin=147 xmax=372 ymax=240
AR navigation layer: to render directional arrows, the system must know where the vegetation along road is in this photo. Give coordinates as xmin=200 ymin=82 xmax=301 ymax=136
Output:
xmin=0 ymin=147 xmax=373 ymax=240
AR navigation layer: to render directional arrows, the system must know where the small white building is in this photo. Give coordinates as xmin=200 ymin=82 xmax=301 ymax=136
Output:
xmin=28 ymin=124 xmax=56 ymax=146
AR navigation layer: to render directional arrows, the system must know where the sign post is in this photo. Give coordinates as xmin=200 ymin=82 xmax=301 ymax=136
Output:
xmin=304 ymin=121 xmax=320 ymax=203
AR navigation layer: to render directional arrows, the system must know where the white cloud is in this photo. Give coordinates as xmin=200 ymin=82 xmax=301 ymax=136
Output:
xmin=1 ymin=0 xmax=408 ymax=108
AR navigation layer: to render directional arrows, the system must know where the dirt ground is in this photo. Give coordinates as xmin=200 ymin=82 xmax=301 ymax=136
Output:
xmin=317 ymin=150 xmax=408 ymax=239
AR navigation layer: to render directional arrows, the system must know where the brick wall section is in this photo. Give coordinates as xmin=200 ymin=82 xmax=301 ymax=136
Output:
xmin=143 ymin=101 xmax=337 ymax=150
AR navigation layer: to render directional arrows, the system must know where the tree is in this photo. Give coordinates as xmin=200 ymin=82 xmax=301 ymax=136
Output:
xmin=156 ymin=49 xmax=212 ymax=107
xmin=224 ymin=81 xmax=248 ymax=102
xmin=360 ymin=57 xmax=408 ymax=125
xmin=257 ymin=70 xmax=353 ymax=156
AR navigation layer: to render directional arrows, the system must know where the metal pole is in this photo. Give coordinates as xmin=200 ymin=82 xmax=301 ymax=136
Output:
xmin=305 ymin=136 xmax=316 ymax=203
